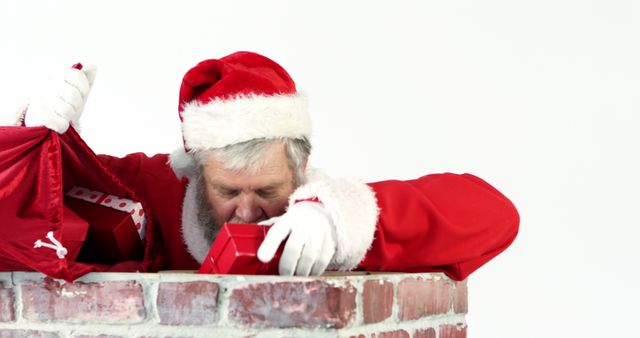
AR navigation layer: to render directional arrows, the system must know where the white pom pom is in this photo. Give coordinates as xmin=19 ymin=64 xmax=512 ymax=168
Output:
xmin=168 ymin=147 xmax=197 ymax=179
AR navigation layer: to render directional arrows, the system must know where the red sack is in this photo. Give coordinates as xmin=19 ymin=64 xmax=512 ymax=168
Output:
xmin=0 ymin=126 xmax=162 ymax=281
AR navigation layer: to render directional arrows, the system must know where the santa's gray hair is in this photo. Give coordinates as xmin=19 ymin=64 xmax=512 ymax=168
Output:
xmin=193 ymin=137 xmax=311 ymax=187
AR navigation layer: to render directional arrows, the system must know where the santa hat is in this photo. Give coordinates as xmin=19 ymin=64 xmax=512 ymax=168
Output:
xmin=170 ymin=51 xmax=310 ymax=177
xmin=184 ymin=51 xmax=310 ymax=147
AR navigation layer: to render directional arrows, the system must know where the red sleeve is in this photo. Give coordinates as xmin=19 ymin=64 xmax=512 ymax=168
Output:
xmin=97 ymin=153 xmax=168 ymax=189
xmin=96 ymin=153 xmax=185 ymax=226
xmin=358 ymin=173 xmax=519 ymax=281
xmin=97 ymin=153 xmax=199 ymax=270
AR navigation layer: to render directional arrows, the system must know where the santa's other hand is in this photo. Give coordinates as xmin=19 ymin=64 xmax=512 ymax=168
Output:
xmin=257 ymin=201 xmax=337 ymax=276
xmin=24 ymin=64 xmax=97 ymax=133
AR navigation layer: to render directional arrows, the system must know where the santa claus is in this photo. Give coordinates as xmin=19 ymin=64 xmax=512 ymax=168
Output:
xmin=22 ymin=51 xmax=519 ymax=280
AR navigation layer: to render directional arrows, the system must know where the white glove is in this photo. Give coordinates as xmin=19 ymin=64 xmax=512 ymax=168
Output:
xmin=24 ymin=64 xmax=97 ymax=134
xmin=257 ymin=201 xmax=337 ymax=276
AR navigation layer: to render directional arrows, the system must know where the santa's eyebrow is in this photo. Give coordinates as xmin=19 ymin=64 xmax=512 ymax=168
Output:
xmin=256 ymin=182 xmax=285 ymax=191
xmin=209 ymin=182 xmax=238 ymax=191
xmin=209 ymin=181 xmax=286 ymax=192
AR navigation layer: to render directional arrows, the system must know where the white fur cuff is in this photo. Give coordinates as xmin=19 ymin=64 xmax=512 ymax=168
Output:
xmin=289 ymin=177 xmax=379 ymax=271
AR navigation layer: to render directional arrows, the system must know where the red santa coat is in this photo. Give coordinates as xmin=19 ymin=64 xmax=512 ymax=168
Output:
xmin=99 ymin=151 xmax=519 ymax=281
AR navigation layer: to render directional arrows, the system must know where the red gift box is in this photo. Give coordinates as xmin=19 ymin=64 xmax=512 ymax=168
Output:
xmin=64 ymin=195 xmax=144 ymax=265
xmin=61 ymin=206 xmax=89 ymax=261
xmin=199 ymin=223 xmax=283 ymax=275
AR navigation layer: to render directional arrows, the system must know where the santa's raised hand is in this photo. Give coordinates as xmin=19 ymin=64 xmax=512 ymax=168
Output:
xmin=24 ymin=63 xmax=97 ymax=133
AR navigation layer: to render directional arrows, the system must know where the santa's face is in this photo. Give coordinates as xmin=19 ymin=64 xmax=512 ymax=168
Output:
xmin=201 ymin=142 xmax=296 ymax=225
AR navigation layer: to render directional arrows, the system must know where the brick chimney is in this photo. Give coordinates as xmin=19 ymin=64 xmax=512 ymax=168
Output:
xmin=0 ymin=272 xmax=467 ymax=337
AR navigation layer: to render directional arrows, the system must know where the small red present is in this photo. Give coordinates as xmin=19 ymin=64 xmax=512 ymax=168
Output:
xmin=199 ymin=223 xmax=283 ymax=275
xmin=60 ymin=206 xmax=90 ymax=261
xmin=64 ymin=187 xmax=146 ymax=264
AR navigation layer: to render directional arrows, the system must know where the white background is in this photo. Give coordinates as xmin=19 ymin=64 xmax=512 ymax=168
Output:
xmin=1 ymin=1 xmax=639 ymax=337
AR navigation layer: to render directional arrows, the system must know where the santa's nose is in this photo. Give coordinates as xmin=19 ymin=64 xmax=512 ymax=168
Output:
xmin=234 ymin=196 xmax=265 ymax=223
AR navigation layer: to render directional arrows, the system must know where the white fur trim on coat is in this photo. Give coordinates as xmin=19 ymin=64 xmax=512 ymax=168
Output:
xmin=289 ymin=177 xmax=379 ymax=271
xmin=169 ymin=147 xmax=197 ymax=179
xmin=180 ymin=179 xmax=211 ymax=263
xmin=181 ymin=93 xmax=310 ymax=150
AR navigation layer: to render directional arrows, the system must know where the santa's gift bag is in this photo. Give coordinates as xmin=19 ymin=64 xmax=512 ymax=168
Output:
xmin=0 ymin=126 xmax=162 ymax=281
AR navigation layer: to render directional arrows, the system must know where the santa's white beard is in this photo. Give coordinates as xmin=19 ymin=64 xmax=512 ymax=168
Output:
xmin=194 ymin=175 xmax=220 ymax=247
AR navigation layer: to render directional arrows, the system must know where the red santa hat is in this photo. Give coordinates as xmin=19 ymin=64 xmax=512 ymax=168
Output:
xmin=178 ymin=51 xmax=310 ymax=152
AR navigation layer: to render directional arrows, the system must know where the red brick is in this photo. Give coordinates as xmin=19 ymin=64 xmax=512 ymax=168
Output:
xmin=397 ymin=277 xmax=452 ymax=321
xmin=413 ymin=328 xmax=436 ymax=338
xmin=0 ymin=281 xmax=15 ymax=322
xmin=453 ymin=280 xmax=468 ymax=313
xmin=362 ymin=279 xmax=393 ymax=324
xmin=373 ymin=330 xmax=410 ymax=338
xmin=157 ymin=281 xmax=218 ymax=325
xmin=440 ymin=324 xmax=467 ymax=338
xmin=0 ymin=330 xmax=60 ymax=338
xmin=229 ymin=280 xmax=356 ymax=328
xmin=21 ymin=278 xmax=145 ymax=323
